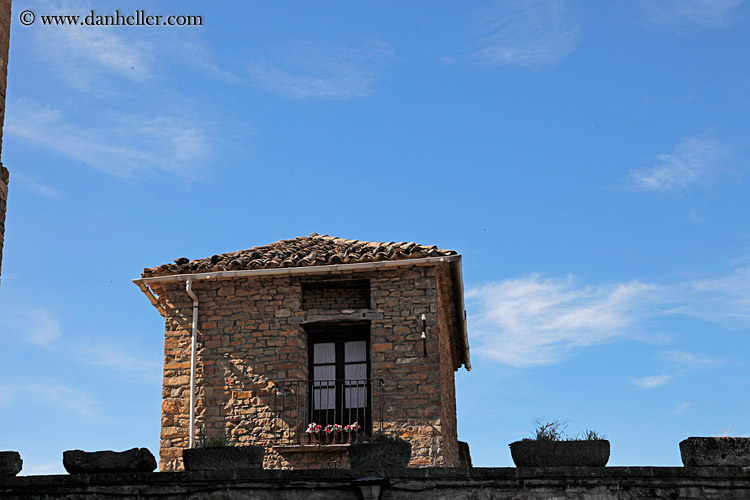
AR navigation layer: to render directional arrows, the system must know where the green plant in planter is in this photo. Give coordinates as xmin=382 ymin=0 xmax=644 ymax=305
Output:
xmin=525 ymin=418 xmax=568 ymax=441
xmin=356 ymin=431 xmax=409 ymax=445
xmin=520 ymin=418 xmax=606 ymax=442
xmin=184 ymin=427 xmax=264 ymax=471
xmin=196 ymin=426 xmax=236 ymax=447
xmin=510 ymin=417 xmax=610 ymax=467
xmin=579 ymin=429 xmax=606 ymax=441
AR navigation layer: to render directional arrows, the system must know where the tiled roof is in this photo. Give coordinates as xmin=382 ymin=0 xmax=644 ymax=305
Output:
xmin=142 ymin=233 xmax=457 ymax=277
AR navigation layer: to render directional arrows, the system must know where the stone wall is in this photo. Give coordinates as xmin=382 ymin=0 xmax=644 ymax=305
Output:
xmin=0 ymin=165 xmax=7 ymax=280
xmin=0 ymin=0 xmax=11 ymax=282
xmin=150 ymin=262 xmax=462 ymax=471
xmin=3 ymin=467 xmax=750 ymax=500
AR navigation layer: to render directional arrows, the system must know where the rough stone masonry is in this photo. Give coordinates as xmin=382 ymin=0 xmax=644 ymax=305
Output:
xmin=136 ymin=235 xmax=470 ymax=471
xmin=0 ymin=0 xmax=12 ymax=282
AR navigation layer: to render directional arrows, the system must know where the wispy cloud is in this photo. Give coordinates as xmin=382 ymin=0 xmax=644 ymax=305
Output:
xmin=76 ymin=342 xmax=161 ymax=382
xmin=628 ymin=351 xmax=726 ymax=389
xmin=466 ymin=275 xmax=658 ymax=366
xmin=7 ymin=99 xmax=210 ymax=180
xmin=656 ymin=401 xmax=693 ymax=421
xmin=467 ymin=264 xmax=750 ymax=367
xmin=662 ymin=350 xmax=728 ymax=368
xmin=170 ymin=37 xmax=244 ymax=84
xmin=457 ymin=0 xmax=579 ymax=70
xmin=629 ymin=374 xmax=674 ymax=389
xmin=640 ymin=0 xmax=744 ymax=33
xmin=0 ymin=302 xmax=159 ymax=380
xmin=0 ymin=382 xmax=99 ymax=417
xmin=0 ymin=308 xmax=62 ymax=347
xmin=13 ymin=173 xmax=63 ymax=200
xmin=626 ymin=135 xmax=731 ymax=192
xmin=248 ymin=39 xmax=394 ymax=100
xmin=663 ymin=266 xmax=750 ymax=325
xmin=33 ymin=21 xmax=153 ymax=92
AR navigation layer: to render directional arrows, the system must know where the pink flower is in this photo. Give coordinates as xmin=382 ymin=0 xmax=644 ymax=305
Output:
xmin=306 ymin=422 xmax=321 ymax=434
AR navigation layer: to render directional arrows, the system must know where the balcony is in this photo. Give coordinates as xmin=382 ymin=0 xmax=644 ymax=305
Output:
xmin=272 ymin=379 xmax=384 ymax=446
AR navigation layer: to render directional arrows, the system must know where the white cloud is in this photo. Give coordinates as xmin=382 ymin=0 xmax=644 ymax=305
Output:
xmin=466 ymin=275 xmax=659 ymax=366
xmin=640 ymin=0 xmax=744 ymax=33
xmin=629 ymin=374 xmax=674 ymax=389
xmin=0 ymin=308 xmax=62 ymax=347
xmin=467 ymin=264 xmax=750 ymax=367
xmin=248 ymin=39 xmax=394 ymax=100
xmin=170 ymin=37 xmax=244 ymax=84
xmin=662 ymin=350 xmax=728 ymax=368
xmin=77 ymin=342 xmax=161 ymax=382
xmin=13 ymin=173 xmax=63 ymax=200
xmin=0 ymin=382 xmax=99 ymax=417
xmin=33 ymin=20 xmax=153 ymax=91
xmin=627 ymin=135 xmax=731 ymax=192
xmin=656 ymin=401 xmax=693 ymax=421
xmin=7 ymin=99 xmax=210 ymax=180
xmin=664 ymin=265 xmax=750 ymax=325
xmin=462 ymin=0 xmax=579 ymax=69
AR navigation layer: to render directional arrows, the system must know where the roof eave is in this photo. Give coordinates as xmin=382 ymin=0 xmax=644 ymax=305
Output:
xmin=135 ymin=255 xmax=460 ymax=285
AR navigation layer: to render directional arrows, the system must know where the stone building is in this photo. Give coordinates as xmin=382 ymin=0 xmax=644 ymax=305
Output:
xmin=135 ymin=234 xmax=471 ymax=471
xmin=0 ymin=0 xmax=12 ymax=283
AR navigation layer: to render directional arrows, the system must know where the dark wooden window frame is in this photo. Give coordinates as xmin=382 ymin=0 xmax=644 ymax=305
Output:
xmin=305 ymin=321 xmax=371 ymax=431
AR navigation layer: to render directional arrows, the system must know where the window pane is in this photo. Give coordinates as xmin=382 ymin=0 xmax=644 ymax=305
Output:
xmin=313 ymin=343 xmax=335 ymax=364
xmin=344 ymin=341 xmax=366 ymax=362
xmin=345 ymin=363 xmax=367 ymax=382
xmin=345 ymin=385 xmax=367 ymax=408
xmin=313 ymin=387 xmax=335 ymax=410
xmin=313 ymin=365 xmax=335 ymax=381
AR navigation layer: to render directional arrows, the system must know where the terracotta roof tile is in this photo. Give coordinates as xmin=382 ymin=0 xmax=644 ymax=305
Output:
xmin=142 ymin=233 xmax=457 ymax=277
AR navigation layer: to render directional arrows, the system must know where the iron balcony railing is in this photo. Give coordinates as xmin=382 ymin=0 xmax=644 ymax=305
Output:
xmin=272 ymin=378 xmax=384 ymax=446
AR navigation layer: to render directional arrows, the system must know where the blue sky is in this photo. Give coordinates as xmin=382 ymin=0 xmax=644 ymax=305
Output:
xmin=2 ymin=0 xmax=749 ymax=474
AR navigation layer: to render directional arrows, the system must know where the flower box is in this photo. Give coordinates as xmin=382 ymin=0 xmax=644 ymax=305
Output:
xmin=680 ymin=437 xmax=750 ymax=467
xmin=509 ymin=440 xmax=610 ymax=467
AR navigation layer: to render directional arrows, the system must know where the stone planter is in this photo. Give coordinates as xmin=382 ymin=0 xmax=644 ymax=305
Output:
xmin=0 ymin=451 xmax=22 ymax=477
xmin=182 ymin=446 xmax=264 ymax=471
xmin=349 ymin=441 xmax=412 ymax=471
xmin=509 ymin=440 xmax=610 ymax=467
xmin=680 ymin=437 xmax=750 ymax=467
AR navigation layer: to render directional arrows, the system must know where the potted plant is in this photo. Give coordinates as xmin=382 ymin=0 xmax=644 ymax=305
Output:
xmin=509 ymin=418 xmax=610 ymax=467
xmin=344 ymin=422 xmax=361 ymax=444
xmin=332 ymin=424 xmax=344 ymax=443
xmin=349 ymin=431 xmax=412 ymax=471
xmin=680 ymin=436 xmax=750 ymax=466
xmin=301 ymin=423 xmax=323 ymax=445
xmin=323 ymin=424 xmax=335 ymax=444
xmin=182 ymin=427 xmax=264 ymax=471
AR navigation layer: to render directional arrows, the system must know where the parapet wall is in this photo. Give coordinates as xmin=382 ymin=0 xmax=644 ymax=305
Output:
xmin=2 ymin=467 xmax=750 ymax=500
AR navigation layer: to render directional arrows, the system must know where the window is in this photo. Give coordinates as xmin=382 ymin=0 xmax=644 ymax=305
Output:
xmin=301 ymin=279 xmax=370 ymax=310
xmin=306 ymin=322 xmax=371 ymax=431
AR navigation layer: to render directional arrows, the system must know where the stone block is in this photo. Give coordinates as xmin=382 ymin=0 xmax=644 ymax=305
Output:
xmin=0 ymin=451 xmax=22 ymax=476
xmin=62 ymin=448 xmax=157 ymax=474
